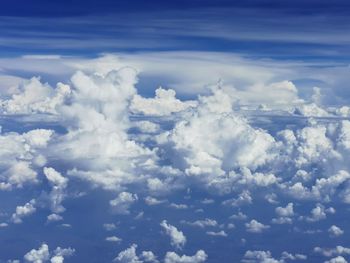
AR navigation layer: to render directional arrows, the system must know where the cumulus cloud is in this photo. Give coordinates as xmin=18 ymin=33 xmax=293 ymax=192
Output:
xmin=160 ymin=220 xmax=186 ymax=249
xmin=23 ymin=243 xmax=74 ymax=263
xmin=43 ymin=167 xmax=68 ymax=214
xmin=24 ymin=244 xmax=50 ymax=263
xmin=314 ymin=246 xmax=350 ymax=258
xmin=164 ymin=250 xmax=207 ymax=263
xmin=114 ymin=244 xmax=158 ymax=263
xmin=11 ymin=199 xmax=36 ymax=224
xmin=245 ymin=220 xmax=270 ymax=233
xmin=328 ymin=225 xmax=344 ymax=237
xmin=130 ymin=87 xmax=197 ymax=116
xmin=156 ymin=86 xmax=277 ymax=193
xmin=110 ymin=192 xmax=138 ymax=215
xmin=241 ymin=250 xmax=280 ymax=263
xmin=52 ymin=68 xmax=155 ymax=190
xmin=325 ymin=257 xmax=348 ymax=263
xmin=4 ymin=57 xmax=350 ymax=262
xmin=0 ymin=77 xmax=70 ymax=115
xmin=0 ymin=129 xmax=53 ymax=189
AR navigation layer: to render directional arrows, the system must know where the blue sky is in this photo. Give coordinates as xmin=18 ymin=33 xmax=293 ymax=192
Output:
xmin=1 ymin=0 xmax=350 ymax=60
xmin=1 ymin=1 xmax=350 ymax=263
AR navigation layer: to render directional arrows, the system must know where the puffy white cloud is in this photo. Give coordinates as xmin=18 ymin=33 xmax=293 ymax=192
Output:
xmin=51 ymin=247 xmax=75 ymax=263
xmin=130 ymin=87 xmax=197 ymax=116
xmin=314 ymin=246 xmax=350 ymax=257
xmin=113 ymin=244 xmax=142 ymax=263
xmin=241 ymin=250 xmax=280 ymax=263
xmin=133 ymin=121 xmax=161 ymax=134
xmin=156 ymin=86 xmax=277 ymax=192
xmin=275 ymin=203 xmax=294 ymax=217
xmin=110 ymin=192 xmax=138 ymax=215
xmin=222 ymin=191 xmax=253 ymax=207
xmin=305 ymin=204 xmax=328 ymax=222
xmin=328 ymin=225 xmax=344 ymax=237
xmin=280 ymin=251 xmax=307 ymax=261
xmin=232 ymin=80 xmax=301 ymax=107
xmin=245 ymin=219 xmax=270 ymax=233
xmin=242 ymin=250 xmax=306 ymax=263
xmin=164 ymin=250 xmax=207 ymax=263
xmin=24 ymin=244 xmax=50 ymax=263
xmin=11 ymin=199 xmax=36 ymax=224
xmin=1 ymin=77 xmax=70 ymax=115
xmin=293 ymin=103 xmax=330 ymax=117
xmin=230 ymin=212 xmax=248 ymax=220
xmin=51 ymin=68 xmax=156 ymax=191
xmin=140 ymin=251 xmax=159 ymax=263
xmin=0 ymin=129 xmax=53 ymax=189
xmin=325 ymin=256 xmax=348 ymax=263
xmin=43 ymin=167 xmax=68 ymax=214
xmin=114 ymin=244 xmax=157 ymax=263
xmin=160 ymin=220 xmax=186 ymax=249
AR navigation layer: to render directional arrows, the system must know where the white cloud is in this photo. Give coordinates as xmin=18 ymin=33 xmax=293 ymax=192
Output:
xmin=11 ymin=199 xmax=36 ymax=224
xmin=164 ymin=250 xmax=207 ymax=263
xmin=106 ymin=236 xmax=122 ymax=243
xmin=1 ymin=77 xmax=70 ymax=115
xmin=24 ymin=243 xmax=74 ymax=263
xmin=241 ymin=250 xmax=280 ymax=263
xmin=47 ymin=214 xmax=63 ymax=223
xmin=275 ymin=203 xmax=294 ymax=217
xmin=245 ymin=219 xmax=270 ymax=233
xmin=314 ymin=246 xmax=350 ymax=257
xmin=182 ymin=218 xmax=218 ymax=228
xmin=0 ymin=129 xmax=53 ymax=189
xmin=110 ymin=192 xmax=138 ymax=215
xmin=113 ymin=244 xmax=142 ymax=263
xmin=328 ymin=225 xmax=344 ymax=237
xmin=206 ymin=230 xmax=227 ymax=237
xmin=24 ymin=244 xmax=50 ymax=263
xmin=130 ymin=87 xmax=197 ymax=116
xmin=43 ymin=167 xmax=68 ymax=214
xmin=160 ymin=220 xmax=186 ymax=250
xmin=325 ymin=256 xmax=348 ymax=263
xmin=114 ymin=244 xmax=158 ymax=263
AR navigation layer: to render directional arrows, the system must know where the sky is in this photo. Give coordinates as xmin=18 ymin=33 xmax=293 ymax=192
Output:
xmin=1 ymin=1 xmax=350 ymax=263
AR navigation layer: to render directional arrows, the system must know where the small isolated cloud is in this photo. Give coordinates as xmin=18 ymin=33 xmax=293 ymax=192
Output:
xmin=182 ymin=218 xmax=218 ymax=228
xmin=245 ymin=219 xmax=270 ymax=233
xmin=328 ymin=225 xmax=344 ymax=237
xmin=164 ymin=250 xmax=207 ymax=263
xmin=110 ymin=192 xmax=138 ymax=215
xmin=106 ymin=236 xmax=122 ymax=243
xmin=47 ymin=214 xmax=63 ymax=223
xmin=11 ymin=199 xmax=36 ymax=224
xmin=160 ymin=220 xmax=186 ymax=250
xmin=206 ymin=230 xmax=227 ymax=237
xmin=241 ymin=250 xmax=279 ymax=263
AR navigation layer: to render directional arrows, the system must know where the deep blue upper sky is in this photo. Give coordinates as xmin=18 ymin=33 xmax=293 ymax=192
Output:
xmin=1 ymin=0 xmax=350 ymax=60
